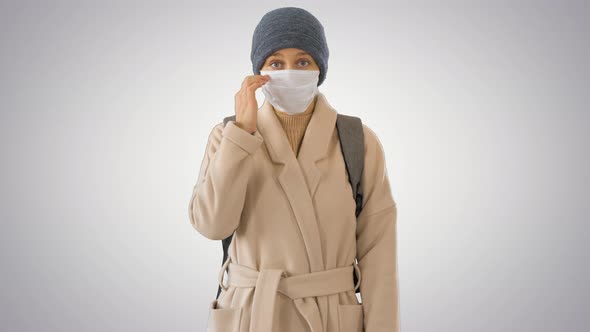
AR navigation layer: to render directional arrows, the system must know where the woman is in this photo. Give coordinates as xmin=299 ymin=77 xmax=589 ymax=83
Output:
xmin=188 ymin=7 xmax=399 ymax=332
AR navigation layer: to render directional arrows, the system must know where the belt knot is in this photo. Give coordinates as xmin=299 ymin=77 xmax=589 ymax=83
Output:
xmin=217 ymin=256 xmax=362 ymax=332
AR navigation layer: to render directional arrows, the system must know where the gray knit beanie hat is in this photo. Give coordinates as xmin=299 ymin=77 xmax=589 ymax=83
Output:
xmin=251 ymin=7 xmax=329 ymax=86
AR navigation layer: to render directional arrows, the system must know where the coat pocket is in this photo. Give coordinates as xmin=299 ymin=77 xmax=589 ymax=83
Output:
xmin=338 ymin=303 xmax=364 ymax=332
xmin=206 ymin=299 xmax=243 ymax=332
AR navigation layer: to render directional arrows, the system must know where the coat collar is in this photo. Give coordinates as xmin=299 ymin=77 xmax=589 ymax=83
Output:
xmin=256 ymin=91 xmax=338 ymax=274
xmin=257 ymin=91 xmax=338 ymax=200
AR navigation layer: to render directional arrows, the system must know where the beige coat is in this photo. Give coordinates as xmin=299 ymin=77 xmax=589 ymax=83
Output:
xmin=188 ymin=92 xmax=399 ymax=332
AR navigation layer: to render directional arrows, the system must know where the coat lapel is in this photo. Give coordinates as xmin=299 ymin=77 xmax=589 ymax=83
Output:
xmin=256 ymin=91 xmax=338 ymax=273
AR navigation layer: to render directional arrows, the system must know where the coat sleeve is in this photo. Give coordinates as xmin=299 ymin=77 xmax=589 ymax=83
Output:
xmin=356 ymin=124 xmax=400 ymax=332
xmin=188 ymin=120 xmax=264 ymax=240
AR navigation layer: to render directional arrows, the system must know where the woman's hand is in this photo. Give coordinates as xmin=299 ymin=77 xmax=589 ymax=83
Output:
xmin=234 ymin=74 xmax=270 ymax=134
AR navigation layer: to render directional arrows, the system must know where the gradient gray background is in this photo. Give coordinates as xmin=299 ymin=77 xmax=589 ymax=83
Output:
xmin=1 ymin=1 xmax=588 ymax=331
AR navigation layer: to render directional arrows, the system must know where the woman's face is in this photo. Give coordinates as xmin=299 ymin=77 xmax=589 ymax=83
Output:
xmin=260 ymin=48 xmax=320 ymax=71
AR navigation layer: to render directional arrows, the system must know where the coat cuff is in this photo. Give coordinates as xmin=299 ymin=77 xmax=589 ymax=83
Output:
xmin=222 ymin=120 xmax=263 ymax=154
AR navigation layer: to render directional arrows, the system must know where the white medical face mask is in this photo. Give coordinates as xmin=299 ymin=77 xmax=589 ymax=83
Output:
xmin=259 ymin=69 xmax=320 ymax=115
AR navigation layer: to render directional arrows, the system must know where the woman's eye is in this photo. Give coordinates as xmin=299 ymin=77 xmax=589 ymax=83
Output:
xmin=268 ymin=60 xmax=309 ymax=69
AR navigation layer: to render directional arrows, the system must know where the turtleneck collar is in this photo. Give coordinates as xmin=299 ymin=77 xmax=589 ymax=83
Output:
xmin=271 ymin=95 xmax=318 ymax=156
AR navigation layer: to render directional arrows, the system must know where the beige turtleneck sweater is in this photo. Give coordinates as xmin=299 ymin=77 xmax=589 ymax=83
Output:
xmin=272 ymin=98 xmax=316 ymax=157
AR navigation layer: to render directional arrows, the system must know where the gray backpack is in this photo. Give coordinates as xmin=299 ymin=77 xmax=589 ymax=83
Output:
xmin=216 ymin=113 xmax=365 ymax=298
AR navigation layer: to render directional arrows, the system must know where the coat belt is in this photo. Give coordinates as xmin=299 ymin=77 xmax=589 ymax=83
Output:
xmin=218 ymin=256 xmax=362 ymax=332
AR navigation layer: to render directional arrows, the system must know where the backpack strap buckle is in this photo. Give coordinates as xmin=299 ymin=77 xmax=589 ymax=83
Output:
xmin=218 ymin=255 xmax=232 ymax=292
xmin=353 ymin=259 xmax=362 ymax=292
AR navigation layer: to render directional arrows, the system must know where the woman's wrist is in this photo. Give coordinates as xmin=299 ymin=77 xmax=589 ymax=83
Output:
xmin=235 ymin=121 xmax=256 ymax=135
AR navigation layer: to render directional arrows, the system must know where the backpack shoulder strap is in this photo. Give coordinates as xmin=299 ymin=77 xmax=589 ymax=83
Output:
xmin=335 ymin=113 xmax=365 ymax=218
xmin=335 ymin=113 xmax=365 ymax=294
xmin=223 ymin=115 xmax=236 ymax=127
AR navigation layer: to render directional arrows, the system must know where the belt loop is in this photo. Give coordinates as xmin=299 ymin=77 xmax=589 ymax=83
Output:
xmin=218 ymin=255 xmax=231 ymax=291
xmin=353 ymin=259 xmax=362 ymax=292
